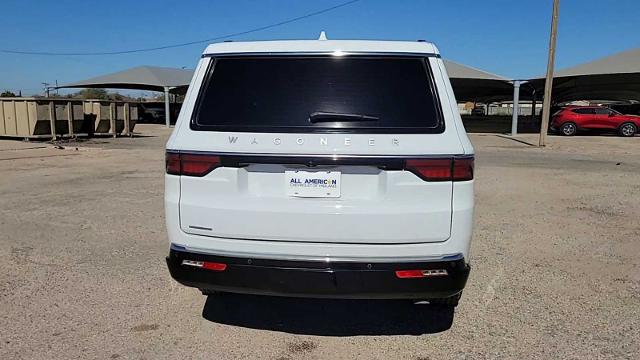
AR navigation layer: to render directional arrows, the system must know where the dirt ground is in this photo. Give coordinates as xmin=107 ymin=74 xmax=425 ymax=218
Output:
xmin=1 ymin=124 xmax=638 ymax=359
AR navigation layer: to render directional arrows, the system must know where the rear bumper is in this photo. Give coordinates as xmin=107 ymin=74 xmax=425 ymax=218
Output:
xmin=166 ymin=248 xmax=470 ymax=299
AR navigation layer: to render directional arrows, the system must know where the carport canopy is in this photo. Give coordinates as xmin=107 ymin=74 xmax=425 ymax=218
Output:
xmin=58 ymin=66 xmax=194 ymax=126
xmin=57 ymin=62 xmax=516 ymax=127
xmin=444 ymin=60 xmax=514 ymax=103
xmin=529 ymin=48 xmax=640 ymax=103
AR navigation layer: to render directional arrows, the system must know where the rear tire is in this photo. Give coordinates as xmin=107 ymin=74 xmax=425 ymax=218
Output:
xmin=618 ymin=122 xmax=637 ymax=137
xmin=560 ymin=122 xmax=577 ymax=136
xmin=428 ymin=292 xmax=462 ymax=307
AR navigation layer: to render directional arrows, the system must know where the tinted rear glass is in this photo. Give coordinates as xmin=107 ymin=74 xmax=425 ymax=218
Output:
xmin=191 ymin=56 xmax=443 ymax=133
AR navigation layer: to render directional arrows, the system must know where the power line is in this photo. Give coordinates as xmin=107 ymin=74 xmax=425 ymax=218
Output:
xmin=0 ymin=0 xmax=361 ymax=56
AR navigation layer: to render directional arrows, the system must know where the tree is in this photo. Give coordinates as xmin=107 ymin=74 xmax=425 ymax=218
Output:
xmin=69 ymin=88 xmax=138 ymax=101
xmin=73 ymin=88 xmax=109 ymax=99
xmin=1 ymin=90 xmax=17 ymax=97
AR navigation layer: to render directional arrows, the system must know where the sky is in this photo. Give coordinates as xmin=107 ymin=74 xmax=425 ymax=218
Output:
xmin=1 ymin=0 xmax=639 ymax=95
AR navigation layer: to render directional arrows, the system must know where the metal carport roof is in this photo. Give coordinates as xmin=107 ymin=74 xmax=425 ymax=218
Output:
xmin=528 ymin=48 xmax=640 ymax=103
xmin=57 ymin=66 xmax=194 ymax=126
xmin=59 ymin=61 xmax=513 ymax=102
xmin=56 ymin=61 xmax=515 ymax=126
xmin=58 ymin=66 xmax=193 ymax=92
xmin=444 ymin=60 xmax=514 ymax=102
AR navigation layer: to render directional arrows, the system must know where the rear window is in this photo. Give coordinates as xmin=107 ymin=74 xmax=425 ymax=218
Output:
xmin=572 ymin=108 xmax=594 ymax=114
xmin=191 ymin=56 xmax=443 ymax=133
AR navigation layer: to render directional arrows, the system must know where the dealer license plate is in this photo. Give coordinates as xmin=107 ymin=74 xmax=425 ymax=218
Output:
xmin=285 ymin=170 xmax=341 ymax=198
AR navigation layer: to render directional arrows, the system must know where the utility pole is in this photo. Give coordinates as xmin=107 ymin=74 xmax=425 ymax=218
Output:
xmin=539 ymin=0 xmax=560 ymax=147
xmin=42 ymin=82 xmax=50 ymax=97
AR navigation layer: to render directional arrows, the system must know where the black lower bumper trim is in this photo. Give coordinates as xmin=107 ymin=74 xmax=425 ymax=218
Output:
xmin=166 ymin=249 xmax=470 ymax=299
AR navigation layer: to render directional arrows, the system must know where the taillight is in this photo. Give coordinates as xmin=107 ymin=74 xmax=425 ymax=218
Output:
xmin=405 ymin=159 xmax=452 ymax=181
xmin=165 ymin=152 xmax=222 ymax=177
xmin=405 ymin=157 xmax=474 ymax=182
xmin=452 ymin=157 xmax=474 ymax=181
xmin=166 ymin=152 xmax=181 ymax=175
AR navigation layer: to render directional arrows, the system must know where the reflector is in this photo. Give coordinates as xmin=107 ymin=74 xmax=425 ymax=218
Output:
xmin=395 ymin=269 xmax=448 ymax=278
xmin=395 ymin=270 xmax=426 ymax=278
xmin=202 ymin=262 xmax=227 ymax=271
xmin=181 ymin=259 xmax=227 ymax=271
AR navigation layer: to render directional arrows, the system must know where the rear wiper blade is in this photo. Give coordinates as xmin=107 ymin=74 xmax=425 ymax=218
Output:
xmin=309 ymin=111 xmax=380 ymax=123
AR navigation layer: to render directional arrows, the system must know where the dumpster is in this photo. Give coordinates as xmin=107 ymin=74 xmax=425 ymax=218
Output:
xmin=83 ymin=100 xmax=138 ymax=136
xmin=83 ymin=100 xmax=111 ymax=135
xmin=0 ymin=97 xmax=86 ymax=139
xmin=1 ymin=97 xmax=138 ymax=140
xmin=116 ymin=103 xmax=138 ymax=134
xmin=0 ymin=97 xmax=55 ymax=138
xmin=52 ymin=100 xmax=87 ymax=136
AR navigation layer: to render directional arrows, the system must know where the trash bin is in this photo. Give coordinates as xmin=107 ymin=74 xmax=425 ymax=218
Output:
xmin=83 ymin=100 xmax=138 ymax=136
xmin=1 ymin=97 xmax=55 ymax=139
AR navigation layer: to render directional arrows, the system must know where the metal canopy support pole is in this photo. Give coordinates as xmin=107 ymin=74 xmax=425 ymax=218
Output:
xmin=531 ymin=90 xmax=537 ymax=117
xmin=67 ymin=101 xmax=74 ymax=137
xmin=164 ymin=87 xmax=171 ymax=128
xmin=511 ymin=80 xmax=521 ymax=135
xmin=48 ymin=101 xmax=56 ymax=140
xmin=110 ymin=103 xmax=116 ymax=138
xmin=124 ymin=102 xmax=130 ymax=137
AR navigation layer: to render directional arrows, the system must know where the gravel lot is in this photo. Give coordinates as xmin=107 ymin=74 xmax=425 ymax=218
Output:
xmin=1 ymin=125 xmax=638 ymax=359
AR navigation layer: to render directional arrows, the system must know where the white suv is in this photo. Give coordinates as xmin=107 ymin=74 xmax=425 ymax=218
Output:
xmin=165 ymin=38 xmax=474 ymax=306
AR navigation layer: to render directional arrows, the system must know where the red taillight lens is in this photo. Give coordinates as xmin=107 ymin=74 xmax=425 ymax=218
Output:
xmin=395 ymin=270 xmax=426 ymax=278
xmin=395 ymin=269 xmax=448 ymax=278
xmin=181 ymin=154 xmax=221 ymax=176
xmin=405 ymin=157 xmax=474 ymax=182
xmin=181 ymin=259 xmax=227 ymax=271
xmin=405 ymin=159 xmax=452 ymax=181
xmin=165 ymin=152 xmax=221 ymax=177
xmin=452 ymin=157 xmax=474 ymax=181
xmin=166 ymin=152 xmax=181 ymax=175
xmin=202 ymin=262 xmax=227 ymax=271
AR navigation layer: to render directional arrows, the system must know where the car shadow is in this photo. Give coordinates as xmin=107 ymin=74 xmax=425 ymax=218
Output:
xmin=201 ymin=293 xmax=455 ymax=336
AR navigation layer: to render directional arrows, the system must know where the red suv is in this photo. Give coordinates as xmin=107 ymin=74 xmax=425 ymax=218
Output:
xmin=551 ymin=106 xmax=639 ymax=137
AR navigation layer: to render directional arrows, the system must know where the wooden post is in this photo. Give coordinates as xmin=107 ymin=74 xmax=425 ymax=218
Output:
xmin=67 ymin=101 xmax=74 ymax=137
xmin=48 ymin=101 xmax=56 ymax=140
xmin=124 ymin=103 xmax=130 ymax=137
xmin=539 ymin=0 xmax=560 ymax=146
xmin=110 ymin=102 xmax=116 ymax=138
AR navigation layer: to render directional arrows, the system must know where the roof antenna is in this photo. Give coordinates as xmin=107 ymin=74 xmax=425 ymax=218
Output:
xmin=318 ymin=31 xmax=328 ymax=41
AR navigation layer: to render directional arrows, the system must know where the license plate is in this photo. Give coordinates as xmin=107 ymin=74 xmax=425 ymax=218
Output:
xmin=285 ymin=170 xmax=341 ymax=198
